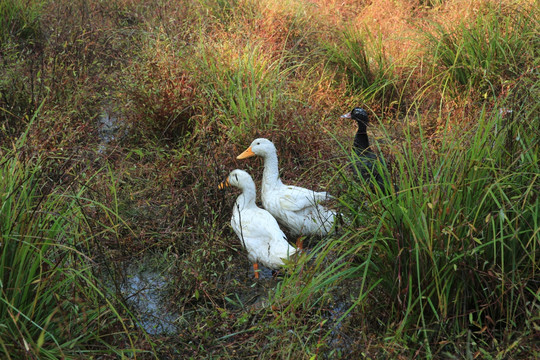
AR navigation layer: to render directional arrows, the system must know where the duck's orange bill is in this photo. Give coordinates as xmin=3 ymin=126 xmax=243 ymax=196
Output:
xmin=237 ymin=146 xmax=255 ymax=159
xmin=218 ymin=178 xmax=230 ymax=190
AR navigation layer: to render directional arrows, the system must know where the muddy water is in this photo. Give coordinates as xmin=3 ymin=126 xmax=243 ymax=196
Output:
xmin=116 ymin=259 xmax=178 ymax=335
xmin=120 ymin=268 xmax=178 ymax=335
xmin=97 ymin=107 xmax=124 ymax=153
xmin=108 ymin=254 xmax=356 ymax=360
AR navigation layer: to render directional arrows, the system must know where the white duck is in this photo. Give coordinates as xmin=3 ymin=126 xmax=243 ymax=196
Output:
xmin=219 ymin=169 xmax=296 ymax=278
xmin=237 ymin=138 xmax=336 ymax=246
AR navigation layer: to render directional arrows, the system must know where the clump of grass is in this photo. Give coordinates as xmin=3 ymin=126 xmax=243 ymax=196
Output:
xmin=123 ymin=32 xmax=198 ymax=142
xmin=425 ymin=5 xmax=538 ymax=99
xmin=194 ymin=40 xmax=295 ymax=140
xmin=0 ymin=114 xmax=142 ymax=358
xmin=325 ymin=28 xmax=397 ymax=108
xmin=0 ymin=0 xmax=42 ymax=45
xmin=264 ymin=233 xmax=379 ymax=356
xmin=337 ymin=89 xmax=538 ymax=356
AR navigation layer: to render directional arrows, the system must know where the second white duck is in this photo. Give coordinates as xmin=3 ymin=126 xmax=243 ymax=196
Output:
xmin=237 ymin=138 xmax=336 ymax=243
xmin=219 ymin=169 xmax=296 ymax=278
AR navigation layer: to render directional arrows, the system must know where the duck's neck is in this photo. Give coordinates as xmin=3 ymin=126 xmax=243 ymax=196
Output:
xmin=235 ymin=185 xmax=257 ymax=211
xmin=261 ymin=151 xmax=281 ymax=194
xmin=354 ymin=122 xmax=370 ymax=154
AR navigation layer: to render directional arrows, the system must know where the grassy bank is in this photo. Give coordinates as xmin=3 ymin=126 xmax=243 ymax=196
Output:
xmin=1 ymin=0 xmax=538 ymax=358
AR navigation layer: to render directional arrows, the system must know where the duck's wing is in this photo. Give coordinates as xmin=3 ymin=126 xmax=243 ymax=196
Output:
xmin=234 ymin=207 xmax=287 ymax=242
xmin=278 ymin=185 xmax=331 ymax=212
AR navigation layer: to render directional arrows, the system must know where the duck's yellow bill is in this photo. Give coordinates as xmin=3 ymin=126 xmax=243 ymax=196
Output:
xmin=237 ymin=146 xmax=255 ymax=159
xmin=218 ymin=178 xmax=230 ymax=190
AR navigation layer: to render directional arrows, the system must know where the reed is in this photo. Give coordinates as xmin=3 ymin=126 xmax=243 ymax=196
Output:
xmin=0 ymin=112 xmax=143 ymax=359
xmin=325 ymin=28 xmax=398 ymax=106
xmin=336 ymin=89 xmax=538 ymax=355
xmin=425 ymin=5 xmax=538 ymax=99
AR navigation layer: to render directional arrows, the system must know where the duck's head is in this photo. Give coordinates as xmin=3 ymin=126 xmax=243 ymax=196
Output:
xmin=341 ymin=107 xmax=369 ymax=124
xmin=219 ymin=169 xmax=254 ymax=190
xmin=237 ymin=138 xmax=276 ymax=159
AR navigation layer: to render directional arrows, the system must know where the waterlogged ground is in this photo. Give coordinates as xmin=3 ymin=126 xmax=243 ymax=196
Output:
xmin=1 ymin=0 xmax=537 ymax=358
xmin=98 ymin=107 xmax=125 ymax=153
xmin=119 ymin=260 xmax=178 ymax=335
xmin=106 ymin=250 xmax=358 ymax=356
xmin=95 ymin=116 xmax=356 ymax=351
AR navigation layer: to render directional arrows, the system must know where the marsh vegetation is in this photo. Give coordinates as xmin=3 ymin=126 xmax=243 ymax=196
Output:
xmin=0 ymin=0 xmax=538 ymax=358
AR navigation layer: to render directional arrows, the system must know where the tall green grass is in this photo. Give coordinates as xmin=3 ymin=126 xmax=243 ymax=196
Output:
xmin=337 ymin=93 xmax=538 ymax=355
xmin=426 ymin=6 xmax=539 ymax=98
xmin=0 ymin=114 xmax=142 ymax=359
xmin=211 ymin=233 xmax=380 ymax=358
xmin=326 ymin=29 xmax=397 ymax=106
xmin=0 ymin=0 xmax=42 ymax=45
xmin=197 ymin=42 xmax=296 ymax=139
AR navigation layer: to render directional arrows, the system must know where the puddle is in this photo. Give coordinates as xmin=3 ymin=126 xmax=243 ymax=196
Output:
xmin=120 ymin=267 xmax=178 ymax=335
xmin=105 ymin=256 xmax=179 ymax=336
xmin=254 ymin=266 xmax=275 ymax=279
xmin=97 ymin=107 xmax=124 ymax=153
xmin=324 ymin=299 xmax=354 ymax=357
xmin=101 ymin=251 xmax=359 ymax=357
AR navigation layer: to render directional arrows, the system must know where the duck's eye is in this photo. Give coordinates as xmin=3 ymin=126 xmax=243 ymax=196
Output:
xmin=256 ymin=142 xmax=260 ymax=145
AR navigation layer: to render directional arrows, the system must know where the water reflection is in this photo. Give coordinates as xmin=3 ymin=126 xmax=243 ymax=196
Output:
xmin=117 ymin=259 xmax=178 ymax=335
xmin=97 ymin=108 xmax=122 ymax=153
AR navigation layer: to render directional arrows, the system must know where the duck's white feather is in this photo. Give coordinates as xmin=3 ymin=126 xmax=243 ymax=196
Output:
xmin=226 ymin=169 xmax=296 ymax=270
xmin=239 ymin=138 xmax=336 ymax=237
xmin=277 ymin=185 xmax=330 ymax=211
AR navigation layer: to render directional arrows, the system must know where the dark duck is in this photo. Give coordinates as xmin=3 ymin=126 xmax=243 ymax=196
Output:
xmin=341 ymin=107 xmax=388 ymax=193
